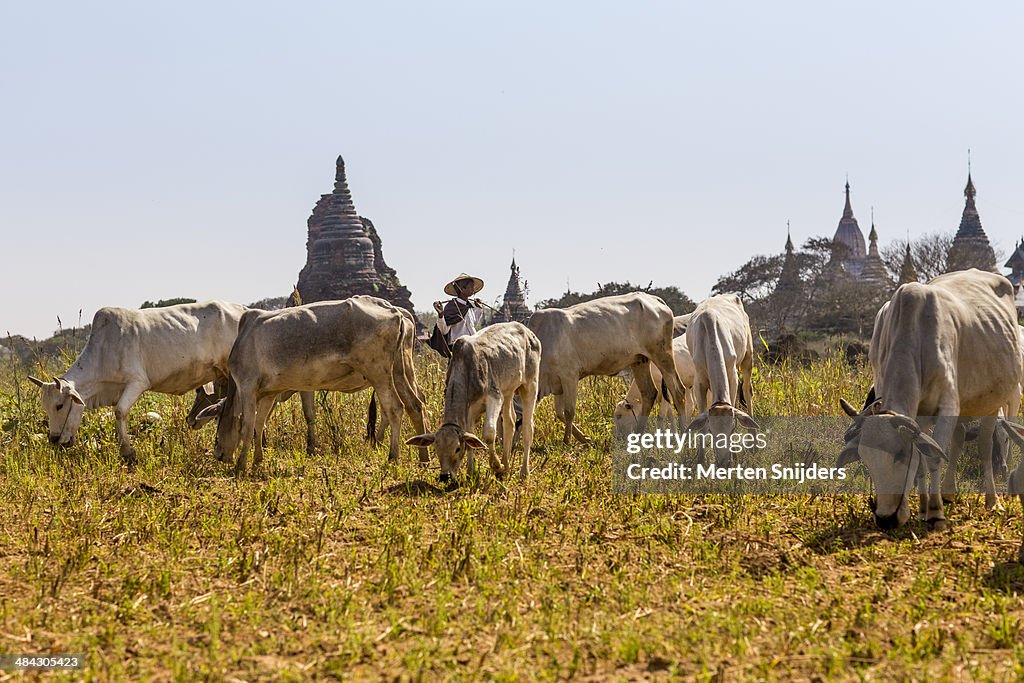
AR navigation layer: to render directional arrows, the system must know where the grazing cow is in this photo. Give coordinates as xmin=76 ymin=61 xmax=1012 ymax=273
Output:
xmin=527 ymin=292 xmax=687 ymax=444
xmin=406 ymin=322 xmax=541 ymax=483
xmin=186 ymin=307 xmax=425 ymax=456
xmin=613 ymin=335 xmax=696 ymax=438
xmin=195 ymin=296 xmax=427 ymax=476
xmin=837 ymin=269 xmax=1022 ymax=531
xmin=686 ymin=294 xmax=758 ymax=465
xmin=29 ymin=301 xmax=247 ymax=466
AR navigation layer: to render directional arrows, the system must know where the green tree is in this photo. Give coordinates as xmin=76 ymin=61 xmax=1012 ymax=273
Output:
xmin=537 ymin=281 xmax=696 ymax=315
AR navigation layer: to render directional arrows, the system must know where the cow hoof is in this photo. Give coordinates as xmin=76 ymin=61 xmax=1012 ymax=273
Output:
xmin=926 ymin=518 xmax=948 ymax=532
xmin=121 ymin=446 xmax=138 ymax=469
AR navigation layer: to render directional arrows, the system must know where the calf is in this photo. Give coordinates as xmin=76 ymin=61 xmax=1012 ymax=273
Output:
xmin=406 ymin=322 xmax=541 ymax=483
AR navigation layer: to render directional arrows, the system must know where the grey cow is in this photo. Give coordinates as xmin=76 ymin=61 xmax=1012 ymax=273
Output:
xmin=195 ymin=296 xmax=428 ymax=476
xmin=406 ymin=322 xmax=541 ymax=483
xmin=187 ymin=307 xmax=425 ymax=456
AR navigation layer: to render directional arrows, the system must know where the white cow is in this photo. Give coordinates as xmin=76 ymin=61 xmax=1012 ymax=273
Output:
xmin=838 ymin=269 xmax=1022 ymax=531
xmin=686 ymin=294 xmax=758 ymax=465
xmin=527 ymin=292 xmax=687 ymax=444
xmin=29 ymin=301 xmax=247 ymax=466
xmin=406 ymin=322 xmax=541 ymax=483
xmin=613 ymin=335 xmax=695 ymax=438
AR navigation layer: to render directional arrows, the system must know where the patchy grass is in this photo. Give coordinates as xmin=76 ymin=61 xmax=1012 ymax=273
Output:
xmin=1 ymin=351 xmax=1023 ymax=681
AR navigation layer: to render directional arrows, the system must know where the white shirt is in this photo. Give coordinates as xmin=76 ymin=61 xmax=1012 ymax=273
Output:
xmin=437 ymin=298 xmax=480 ymax=342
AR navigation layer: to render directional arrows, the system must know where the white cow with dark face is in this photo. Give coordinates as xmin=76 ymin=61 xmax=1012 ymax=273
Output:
xmin=30 ymin=301 xmax=247 ymax=466
xmin=838 ymin=269 xmax=1022 ymax=531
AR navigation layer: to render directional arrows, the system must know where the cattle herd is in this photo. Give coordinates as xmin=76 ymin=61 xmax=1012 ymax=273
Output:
xmin=25 ymin=268 xmax=1024 ymax=556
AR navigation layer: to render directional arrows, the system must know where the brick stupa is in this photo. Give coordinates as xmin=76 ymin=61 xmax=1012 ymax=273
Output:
xmin=295 ymin=156 xmax=414 ymax=311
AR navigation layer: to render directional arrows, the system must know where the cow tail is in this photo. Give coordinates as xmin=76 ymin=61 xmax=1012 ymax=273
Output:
xmin=660 ymin=378 xmax=669 ymax=402
xmin=366 ymin=391 xmax=378 ymax=446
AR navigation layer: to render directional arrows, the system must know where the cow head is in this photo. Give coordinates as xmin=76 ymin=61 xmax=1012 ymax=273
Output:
xmin=186 ymin=382 xmax=222 ymax=430
xmin=406 ymin=423 xmax=486 ymax=484
xmin=688 ymin=401 xmax=760 ymax=466
xmin=193 ymin=381 xmax=242 ymax=463
xmin=838 ymin=398 xmax=945 ymax=529
xmin=28 ymin=376 xmax=86 ymax=446
xmin=612 ymin=398 xmax=641 ymax=440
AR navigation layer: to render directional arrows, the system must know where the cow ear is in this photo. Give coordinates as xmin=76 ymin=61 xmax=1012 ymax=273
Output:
xmin=689 ymin=412 xmax=709 ymax=433
xmin=733 ymin=408 xmax=760 ymax=431
xmin=69 ymin=388 xmax=85 ymax=406
xmin=913 ymin=431 xmax=947 ymax=464
xmin=195 ymin=399 xmax=225 ymax=422
xmin=839 ymin=398 xmax=860 ymax=417
xmin=28 ymin=375 xmax=47 ymax=388
xmin=463 ymin=432 xmax=487 ymax=449
xmin=201 ymin=382 xmax=216 ymax=397
xmin=405 ymin=433 xmax=436 ymax=447
xmin=837 ymin=443 xmax=860 ymax=468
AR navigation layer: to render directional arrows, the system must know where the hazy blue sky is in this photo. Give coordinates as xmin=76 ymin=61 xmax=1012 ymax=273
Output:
xmin=2 ymin=2 xmax=1022 ymax=338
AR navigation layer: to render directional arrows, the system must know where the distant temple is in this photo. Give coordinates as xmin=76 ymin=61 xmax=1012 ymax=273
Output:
xmin=493 ymin=257 xmax=532 ymax=324
xmin=828 ymin=181 xmax=886 ymax=284
xmin=946 ymin=170 xmax=996 ymax=273
xmin=898 ymin=242 xmax=918 ymax=285
xmin=775 ymin=224 xmax=801 ymax=299
xmin=1004 ymin=238 xmax=1024 ymax=314
xmin=295 ymin=156 xmax=414 ymax=311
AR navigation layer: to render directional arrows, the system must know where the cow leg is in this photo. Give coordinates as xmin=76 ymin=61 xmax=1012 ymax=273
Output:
xmin=114 ymin=381 xmax=148 ymax=467
xmin=372 ymin=381 xmax=405 ymax=463
xmin=554 ymin=381 xmax=588 ymax=445
xmin=739 ymin=353 xmax=754 ymax=413
xmin=928 ymin=411 xmax=959 ymax=530
xmin=481 ymin=394 xmax=505 ymax=479
xmin=941 ymin=417 xmax=965 ymax=505
xmin=234 ymin=392 xmax=259 ymax=478
xmin=394 ymin=372 xmax=430 ymax=465
xmin=518 ymin=383 xmax=537 ymax=480
xmin=252 ymin=395 xmax=276 ymax=473
xmin=631 ymin=361 xmax=658 ymax=418
xmin=499 ymin=393 xmax=516 ymax=477
xmin=649 ymin=349 xmax=687 ymax=432
xmin=300 ymin=391 xmax=317 ymax=455
xmin=977 ymin=416 xmax=999 ymax=510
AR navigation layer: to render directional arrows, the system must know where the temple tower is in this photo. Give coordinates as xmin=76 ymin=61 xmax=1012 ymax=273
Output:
xmin=947 ymin=166 xmax=996 ymax=272
xmin=296 ymin=156 xmax=414 ymax=311
xmin=493 ymin=257 xmax=532 ymax=324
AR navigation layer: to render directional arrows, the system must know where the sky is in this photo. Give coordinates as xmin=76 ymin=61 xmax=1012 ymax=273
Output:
xmin=2 ymin=2 xmax=1023 ymax=339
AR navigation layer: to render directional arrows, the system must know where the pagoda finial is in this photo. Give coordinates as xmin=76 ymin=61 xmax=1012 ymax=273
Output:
xmin=842 ymin=177 xmax=854 ymax=219
xmin=965 ymin=151 xmax=976 ymax=200
xmin=869 ymin=207 xmax=878 ymax=242
xmin=785 ymin=220 xmax=794 ymax=252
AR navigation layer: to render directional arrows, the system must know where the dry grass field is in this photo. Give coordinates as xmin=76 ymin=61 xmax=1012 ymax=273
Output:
xmin=2 ymin=350 xmax=1024 ymax=681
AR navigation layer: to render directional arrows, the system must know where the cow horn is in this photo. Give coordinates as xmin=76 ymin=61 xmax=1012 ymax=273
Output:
xmin=839 ymin=398 xmax=859 ymax=417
